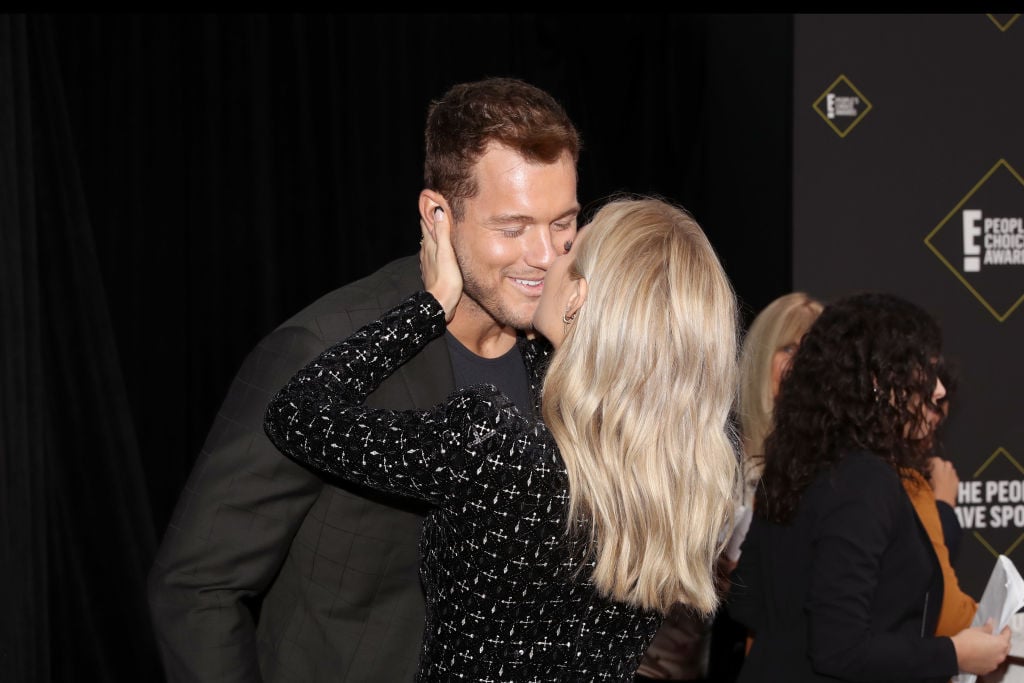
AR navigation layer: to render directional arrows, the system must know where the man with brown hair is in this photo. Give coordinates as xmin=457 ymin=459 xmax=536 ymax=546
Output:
xmin=148 ymin=77 xmax=582 ymax=682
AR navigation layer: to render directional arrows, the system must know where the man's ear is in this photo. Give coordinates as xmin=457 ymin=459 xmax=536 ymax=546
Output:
xmin=418 ymin=190 xmax=450 ymax=239
xmin=566 ymin=277 xmax=588 ymax=319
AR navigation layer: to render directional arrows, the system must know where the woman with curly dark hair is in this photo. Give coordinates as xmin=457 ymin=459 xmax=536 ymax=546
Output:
xmin=727 ymin=292 xmax=1009 ymax=682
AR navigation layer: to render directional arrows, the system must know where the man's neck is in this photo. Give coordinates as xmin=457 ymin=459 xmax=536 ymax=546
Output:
xmin=447 ymin=305 xmax=519 ymax=359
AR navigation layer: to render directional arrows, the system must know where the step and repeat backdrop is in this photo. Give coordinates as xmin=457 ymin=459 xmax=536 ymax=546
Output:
xmin=793 ymin=13 xmax=1023 ymax=597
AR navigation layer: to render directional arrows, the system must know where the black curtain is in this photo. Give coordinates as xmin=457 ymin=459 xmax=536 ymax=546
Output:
xmin=2 ymin=13 xmax=158 ymax=682
xmin=2 ymin=13 xmax=792 ymax=681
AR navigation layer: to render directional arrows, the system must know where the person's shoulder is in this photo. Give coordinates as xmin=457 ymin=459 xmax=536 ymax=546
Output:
xmin=838 ymin=450 xmax=899 ymax=482
xmin=446 ymin=384 xmax=522 ymax=417
xmin=442 ymin=385 xmax=539 ymax=440
xmin=804 ymin=451 xmax=907 ymax=529
xmin=273 ymin=255 xmax=421 ymax=341
xmin=293 ymin=254 xmax=420 ymax=318
xmin=519 ymin=333 xmax=553 ymax=368
xmin=827 ymin=450 xmax=903 ymax=505
xmin=442 ymin=385 xmax=555 ymax=477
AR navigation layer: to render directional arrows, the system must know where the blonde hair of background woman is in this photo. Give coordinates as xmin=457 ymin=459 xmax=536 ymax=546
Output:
xmin=541 ymin=197 xmax=741 ymax=617
xmin=737 ymin=292 xmax=823 ymax=486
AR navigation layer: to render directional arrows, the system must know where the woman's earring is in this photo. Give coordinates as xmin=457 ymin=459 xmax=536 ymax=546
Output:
xmin=562 ymin=309 xmax=577 ymax=334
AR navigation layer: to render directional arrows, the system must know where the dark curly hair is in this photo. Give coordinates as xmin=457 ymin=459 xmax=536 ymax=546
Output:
xmin=755 ymin=292 xmax=947 ymax=524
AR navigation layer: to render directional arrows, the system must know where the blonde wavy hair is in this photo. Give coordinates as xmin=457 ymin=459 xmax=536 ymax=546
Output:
xmin=541 ymin=197 xmax=741 ymax=616
xmin=737 ymin=292 xmax=823 ymax=484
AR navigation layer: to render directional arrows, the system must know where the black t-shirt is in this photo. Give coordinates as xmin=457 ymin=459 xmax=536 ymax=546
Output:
xmin=444 ymin=330 xmax=532 ymax=416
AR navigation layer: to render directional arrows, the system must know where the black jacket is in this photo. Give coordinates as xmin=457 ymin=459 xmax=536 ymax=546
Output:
xmin=264 ymin=291 xmax=661 ymax=682
xmin=729 ymin=451 xmax=959 ymax=683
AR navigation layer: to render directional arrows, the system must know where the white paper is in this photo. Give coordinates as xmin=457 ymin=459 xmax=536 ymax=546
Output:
xmin=953 ymin=555 xmax=1024 ymax=683
xmin=725 ymin=502 xmax=754 ymax=562
xmin=978 ymin=612 xmax=1024 ymax=683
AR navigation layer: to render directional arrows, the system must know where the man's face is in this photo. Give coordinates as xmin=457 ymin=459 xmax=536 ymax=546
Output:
xmin=451 ymin=143 xmax=579 ymax=331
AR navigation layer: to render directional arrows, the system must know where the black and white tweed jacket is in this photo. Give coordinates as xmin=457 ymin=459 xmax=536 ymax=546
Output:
xmin=264 ymin=290 xmax=660 ymax=682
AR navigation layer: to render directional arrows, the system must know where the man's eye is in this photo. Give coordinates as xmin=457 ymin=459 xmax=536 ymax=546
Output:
xmin=502 ymin=229 xmax=524 ymax=238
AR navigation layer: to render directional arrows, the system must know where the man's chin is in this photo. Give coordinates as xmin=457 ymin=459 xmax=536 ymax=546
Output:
xmin=492 ymin=306 xmax=538 ymax=333
xmin=502 ymin=315 xmax=537 ymax=333
xmin=461 ymin=287 xmax=538 ymax=331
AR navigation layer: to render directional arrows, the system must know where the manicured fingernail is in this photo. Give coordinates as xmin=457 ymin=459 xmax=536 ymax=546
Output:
xmin=434 ymin=208 xmax=444 ymax=222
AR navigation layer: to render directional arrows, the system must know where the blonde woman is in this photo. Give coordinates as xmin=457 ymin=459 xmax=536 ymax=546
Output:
xmin=737 ymin=292 xmax=824 ymax=487
xmin=263 ymin=197 xmax=741 ymax=681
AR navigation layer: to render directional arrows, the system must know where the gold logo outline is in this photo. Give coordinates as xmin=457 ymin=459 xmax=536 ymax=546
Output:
xmin=811 ymin=74 xmax=874 ymax=139
xmin=923 ymin=159 xmax=1024 ymax=323
xmin=987 ymin=14 xmax=1020 ymax=32
xmin=971 ymin=448 xmax=1024 ymax=558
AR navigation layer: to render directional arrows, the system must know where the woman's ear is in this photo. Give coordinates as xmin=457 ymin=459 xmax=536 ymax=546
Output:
xmin=418 ymin=190 xmax=449 ymax=240
xmin=566 ymin=277 xmax=588 ymax=319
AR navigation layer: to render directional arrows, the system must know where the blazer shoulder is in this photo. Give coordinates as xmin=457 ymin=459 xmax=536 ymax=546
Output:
xmin=274 ymin=255 xmax=422 ymax=343
xmin=811 ymin=450 xmax=904 ymax=513
xmin=836 ymin=450 xmax=901 ymax=487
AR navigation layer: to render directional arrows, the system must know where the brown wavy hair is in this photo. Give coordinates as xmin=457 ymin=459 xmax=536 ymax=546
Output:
xmin=423 ymin=77 xmax=581 ymax=221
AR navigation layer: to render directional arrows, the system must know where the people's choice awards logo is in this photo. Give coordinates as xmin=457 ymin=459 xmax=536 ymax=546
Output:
xmin=987 ymin=13 xmax=1020 ymax=31
xmin=924 ymin=159 xmax=1024 ymax=322
xmin=956 ymin=449 xmax=1024 ymax=559
xmin=812 ymin=74 xmax=873 ymax=138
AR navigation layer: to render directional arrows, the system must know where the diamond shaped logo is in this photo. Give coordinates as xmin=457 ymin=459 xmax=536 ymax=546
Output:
xmin=811 ymin=74 xmax=873 ymax=138
xmin=924 ymin=159 xmax=1024 ymax=322
xmin=969 ymin=448 xmax=1024 ymax=558
xmin=987 ymin=14 xmax=1020 ymax=32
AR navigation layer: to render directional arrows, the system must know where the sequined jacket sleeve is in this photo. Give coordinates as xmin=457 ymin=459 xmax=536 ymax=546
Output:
xmin=264 ymin=290 xmax=527 ymax=504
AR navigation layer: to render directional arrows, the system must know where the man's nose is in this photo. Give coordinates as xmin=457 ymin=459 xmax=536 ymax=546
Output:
xmin=523 ymin=227 xmax=558 ymax=270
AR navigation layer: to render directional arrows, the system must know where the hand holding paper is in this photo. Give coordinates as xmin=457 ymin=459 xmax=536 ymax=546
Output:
xmin=952 ymin=555 xmax=1022 ymax=683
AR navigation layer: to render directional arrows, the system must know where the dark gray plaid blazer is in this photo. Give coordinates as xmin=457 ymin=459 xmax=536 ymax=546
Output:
xmin=148 ymin=256 xmax=453 ymax=682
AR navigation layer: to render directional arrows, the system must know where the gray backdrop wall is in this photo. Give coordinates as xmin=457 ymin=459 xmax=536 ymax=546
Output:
xmin=793 ymin=13 xmax=1024 ymax=598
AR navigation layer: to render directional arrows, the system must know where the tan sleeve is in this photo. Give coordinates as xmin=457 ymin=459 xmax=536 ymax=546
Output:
xmin=902 ymin=471 xmax=978 ymax=636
